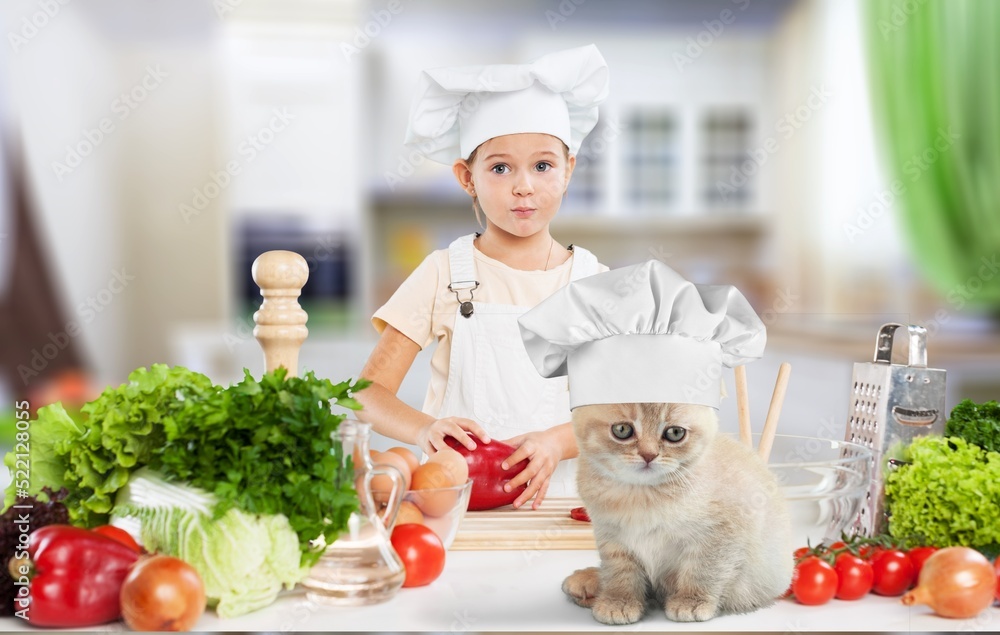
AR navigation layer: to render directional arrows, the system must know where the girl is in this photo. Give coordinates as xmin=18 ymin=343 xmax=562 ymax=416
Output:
xmin=356 ymin=44 xmax=610 ymax=509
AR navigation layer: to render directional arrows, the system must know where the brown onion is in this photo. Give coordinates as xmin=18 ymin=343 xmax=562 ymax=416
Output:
xmin=120 ymin=554 xmax=206 ymax=631
xmin=901 ymin=546 xmax=995 ymax=619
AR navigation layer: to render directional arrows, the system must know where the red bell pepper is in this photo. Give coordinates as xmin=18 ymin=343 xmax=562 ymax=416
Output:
xmin=22 ymin=525 xmax=141 ymax=627
xmin=445 ymin=435 xmax=529 ymax=510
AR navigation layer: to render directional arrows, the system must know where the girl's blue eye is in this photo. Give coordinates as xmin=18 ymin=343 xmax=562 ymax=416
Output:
xmin=535 ymin=162 xmax=552 ymax=172
xmin=491 ymin=164 xmax=509 ymax=174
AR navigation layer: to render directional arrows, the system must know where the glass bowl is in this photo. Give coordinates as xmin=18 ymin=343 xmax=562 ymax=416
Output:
xmin=759 ymin=434 xmax=872 ymax=547
xmin=387 ymin=480 xmax=472 ymax=549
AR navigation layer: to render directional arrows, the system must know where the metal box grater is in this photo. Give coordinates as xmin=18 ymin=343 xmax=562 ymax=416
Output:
xmin=844 ymin=323 xmax=946 ymax=537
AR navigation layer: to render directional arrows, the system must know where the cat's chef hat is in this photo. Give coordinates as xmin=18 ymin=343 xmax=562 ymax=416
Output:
xmin=518 ymin=260 xmax=766 ymax=410
xmin=404 ymin=44 xmax=609 ymax=164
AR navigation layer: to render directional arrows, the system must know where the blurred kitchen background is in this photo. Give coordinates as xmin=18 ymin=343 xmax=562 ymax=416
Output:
xmin=0 ymin=0 xmax=998 ymax=447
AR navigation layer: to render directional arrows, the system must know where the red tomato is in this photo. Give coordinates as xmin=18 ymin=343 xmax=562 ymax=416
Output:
xmin=390 ymin=524 xmax=445 ymax=588
xmin=793 ymin=546 xmax=811 ymax=560
xmin=994 ymin=557 xmax=999 ymax=602
xmin=870 ymin=549 xmax=914 ymax=596
xmin=858 ymin=544 xmax=877 ymax=560
xmin=825 ymin=541 xmax=847 ymax=553
xmin=569 ymin=507 xmax=591 ymax=522
xmin=92 ymin=525 xmax=142 ymax=553
xmin=792 ymin=556 xmax=838 ymax=605
xmin=833 ymin=552 xmax=874 ymax=600
xmin=906 ymin=546 xmax=938 ymax=582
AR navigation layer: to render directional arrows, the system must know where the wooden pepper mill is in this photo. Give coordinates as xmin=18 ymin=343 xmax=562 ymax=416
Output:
xmin=252 ymin=250 xmax=309 ymax=377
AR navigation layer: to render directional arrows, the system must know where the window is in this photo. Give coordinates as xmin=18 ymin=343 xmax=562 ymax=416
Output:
xmin=702 ymin=108 xmax=753 ymax=210
xmin=625 ymin=110 xmax=679 ymax=209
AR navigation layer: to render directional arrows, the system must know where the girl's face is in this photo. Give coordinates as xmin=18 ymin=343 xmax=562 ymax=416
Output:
xmin=453 ymin=133 xmax=575 ymax=238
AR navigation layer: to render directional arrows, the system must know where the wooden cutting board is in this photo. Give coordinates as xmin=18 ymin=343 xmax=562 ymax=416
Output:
xmin=450 ymin=497 xmax=596 ymax=551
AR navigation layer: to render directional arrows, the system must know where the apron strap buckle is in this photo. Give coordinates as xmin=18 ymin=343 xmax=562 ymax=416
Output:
xmin=448 ymin=281 xmax=479 ymax=318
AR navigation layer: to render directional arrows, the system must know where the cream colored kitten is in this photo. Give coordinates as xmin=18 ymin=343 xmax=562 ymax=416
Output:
xmin=564 ymin=403 xmax=792 ymax=624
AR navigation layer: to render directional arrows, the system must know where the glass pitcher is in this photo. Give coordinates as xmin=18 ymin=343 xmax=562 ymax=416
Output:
xmin=301 ymin=420 xmax=407 ymax=605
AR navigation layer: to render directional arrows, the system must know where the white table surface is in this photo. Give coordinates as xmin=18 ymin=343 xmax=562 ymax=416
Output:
xmin=2 ymin=550 xmax=995 ymax=632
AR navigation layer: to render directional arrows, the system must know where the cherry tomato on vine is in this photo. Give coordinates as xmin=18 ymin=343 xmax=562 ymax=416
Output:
xmin=994 ymin=557 xmax=1000 ymax=602
xmin=858 ymin=544 xmax=877 ymax=560
xmin=793 ymin=546 xmax=811 ymax=560
xmin=833 ymin=552 xmax=874 ymax=600
xmin=905 ymin=546 xmax=937 ymax=582
xmin=870 ymin=549 xmax=914 ymax=596
xmin=792 ymin=556 xmax=838 ymax=605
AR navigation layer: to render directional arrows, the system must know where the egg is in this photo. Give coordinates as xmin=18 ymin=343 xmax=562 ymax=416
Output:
xmin=385 ymin=446 xmax=420 ymax=474
xmin=410 ymin=462 xmax=459 ymax=517
xmin=411 ymin=461 xmax=454 ymax=489
xmin=426 ymin=447 xmax=469 ymax=486
xmin=394 ymin=501 xmax=425 ymax=527
xmin=370 ymin=451 xmax=412 ymax=503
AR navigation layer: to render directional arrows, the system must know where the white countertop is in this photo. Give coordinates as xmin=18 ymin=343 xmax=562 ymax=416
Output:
xmin=3 ymin=550 xmax=992 ymax=632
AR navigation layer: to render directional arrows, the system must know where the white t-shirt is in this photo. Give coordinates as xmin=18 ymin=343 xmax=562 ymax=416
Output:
xmin=372 ymin=244 xmax=609 ymax=417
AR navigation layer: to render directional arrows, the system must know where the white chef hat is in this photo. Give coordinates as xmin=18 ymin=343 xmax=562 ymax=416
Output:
xmin=404 ymin=44 xmax=609 ymax=164
xmin=518 ymin=260 xmax=766 ymax=410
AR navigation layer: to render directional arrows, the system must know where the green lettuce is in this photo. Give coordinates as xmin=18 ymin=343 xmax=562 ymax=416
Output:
xmin=2 ymin=403 xmax=80 ymax=511
xmin=112 ymin=469 xmax=309 ymax=618
xmin=1 ymin=365 xmax=216 ymax=525
xmin=885 ymin=435 xmax=1000 ymax=554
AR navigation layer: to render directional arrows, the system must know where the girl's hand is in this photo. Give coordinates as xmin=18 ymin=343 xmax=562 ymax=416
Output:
xmin=416 ymin=417 xmax=491 ymax=454
xmin=500 ymin=430 xmax=562 ymax=510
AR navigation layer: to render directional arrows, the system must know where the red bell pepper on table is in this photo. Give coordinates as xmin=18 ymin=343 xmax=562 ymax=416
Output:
xmin=22 ymin=525 xmax=140 ymax=628
xmin=445 ymin=435 xmax=528 ymax=510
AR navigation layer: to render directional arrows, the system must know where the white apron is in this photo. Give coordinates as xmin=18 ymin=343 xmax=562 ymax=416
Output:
xmin=433 ymin=233 xmax=598 ymax=497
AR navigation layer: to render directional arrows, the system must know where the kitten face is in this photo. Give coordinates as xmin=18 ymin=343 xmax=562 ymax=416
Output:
xmin=573 ymin=403 xmax=718 ymax=485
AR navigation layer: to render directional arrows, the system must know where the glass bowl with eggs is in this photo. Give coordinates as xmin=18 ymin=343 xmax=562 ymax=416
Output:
xmin=370 ymin=447 xmax=472 ymax=548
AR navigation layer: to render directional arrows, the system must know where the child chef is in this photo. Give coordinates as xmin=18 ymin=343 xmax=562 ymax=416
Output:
xmin=356 ymin=44 xmax=611 ymax=509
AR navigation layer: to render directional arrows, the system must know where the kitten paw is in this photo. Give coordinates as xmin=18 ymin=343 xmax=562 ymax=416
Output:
xmin=592 ymin=597 xmax=644 ymax=625
xmin=665 ymin=595 xmax=718 ymax=622
xmin=562 ymin=567 xmax=600 ymax=608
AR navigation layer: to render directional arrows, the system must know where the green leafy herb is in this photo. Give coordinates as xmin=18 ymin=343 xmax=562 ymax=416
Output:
xmin=945 ymin=399 xmax=1000 ymax=453
xmin=885 ymin=436 xmax=1000 ymax=554
xmin=151 ymin=367 xmax=368 ymax=566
